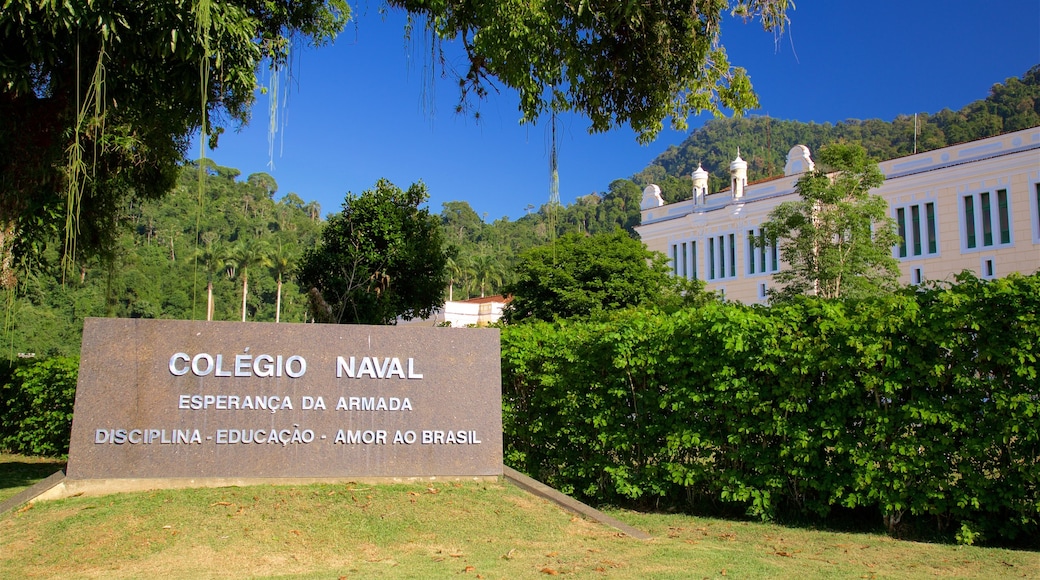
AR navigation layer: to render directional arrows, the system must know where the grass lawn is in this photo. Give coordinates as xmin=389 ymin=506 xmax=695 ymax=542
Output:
xmin=2 ymin=454 xmax=1036 ymax=579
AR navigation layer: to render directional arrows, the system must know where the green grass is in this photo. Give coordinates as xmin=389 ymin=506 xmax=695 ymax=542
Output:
xmin=1 ymin=455 xmax=1036 ymax=579
xmin=0 ymin=453 xmax=65 ymax=504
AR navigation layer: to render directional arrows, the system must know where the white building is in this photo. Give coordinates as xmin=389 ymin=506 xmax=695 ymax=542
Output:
xmin=397 ymin=295 xmax=508 ymax=327
xmin=635 ymin=127 xmax=1040 ymax=303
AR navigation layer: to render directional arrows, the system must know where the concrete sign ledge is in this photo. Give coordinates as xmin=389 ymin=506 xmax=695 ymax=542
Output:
xmin=0 ymin=470 xmax=66 ymax=515
xmin=502 ymin=466 xmax=653 ymax=540
xmin=31 ymin=475 xmax=499 ymax=501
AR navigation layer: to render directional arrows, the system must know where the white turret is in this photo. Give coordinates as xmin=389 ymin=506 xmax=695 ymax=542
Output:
xmin=729 ymin=150 xmax=748 ymax=199
xmin=691 ymin=164 xmax=709 ymax=205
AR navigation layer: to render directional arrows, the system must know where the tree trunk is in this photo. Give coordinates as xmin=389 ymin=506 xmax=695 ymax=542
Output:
xmin=0 ymin=219 xmax=17 ymax=290
xmin=207 ymin=281 xmax=214 ymax=321
xmin=276 ymin=276 xmax=283 ymax=323
xmin=241 ymin=271 xmax=249 ymax=322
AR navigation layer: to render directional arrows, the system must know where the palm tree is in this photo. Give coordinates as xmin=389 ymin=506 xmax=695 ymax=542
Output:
xmin=303 ymin=200 xmax=322 ymax=221
xmin=269 ymin=242 xmax=296 ymax=323
xmin=470 ymin=253 xmax=504 ymax=298
xmin=191 ymin=232 xmax=222 ymax=321
xmin=227 ymin=238 xmax=272 ymax=321
xmin=445 ymin=255 xmax=462 ymax=302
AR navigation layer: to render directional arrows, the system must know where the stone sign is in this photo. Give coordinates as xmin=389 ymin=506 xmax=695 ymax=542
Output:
xmin=66 ymin=318 xmax=502 ymax=480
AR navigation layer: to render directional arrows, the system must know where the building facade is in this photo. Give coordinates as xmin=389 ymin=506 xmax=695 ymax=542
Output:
xmin=635 ymin=127 xmax=1040 ymax=303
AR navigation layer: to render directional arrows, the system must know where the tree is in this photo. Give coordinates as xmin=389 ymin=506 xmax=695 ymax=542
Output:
xmin=390 ymin=1 xmax=790 ymax=142
xmin=227 ymin=239 xmax=272 ymax=321
xmin=190 ymin=232 xmax=223 ymax=321
xmin=503 ymin=230 xmax=673 ymax=322
xmin=297 ymin=179 xmax=448 ymax=325
xmin=269 ymin=242 xmax=296 ymax=323
xmin=247 ymin=173 xmax=279 ymax=198
xmin=469 ymin=253 xmax=504 ymax=298
xmin=758 ymin=143 xmax=901 ymax=301
xmin=0 ymin=1 xmax=349 ymax=287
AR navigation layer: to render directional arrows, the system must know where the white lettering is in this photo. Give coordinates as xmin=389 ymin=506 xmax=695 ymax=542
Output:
xmin=169 ymin=353 xmax=190 ymax=376
xmin=408 ymin=358 xmax=423 ymax=379
xmin=253 ymin=354 xmax=275 ymax=377
xmin=169 ymin=353 xmax=306 ymax=378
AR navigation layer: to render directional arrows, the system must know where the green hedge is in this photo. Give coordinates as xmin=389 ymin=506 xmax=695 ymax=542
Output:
xmin=0 ymin=356 xmax=79 ymax=457
xmin=502 ymin=273 xmax=1039 ymax=545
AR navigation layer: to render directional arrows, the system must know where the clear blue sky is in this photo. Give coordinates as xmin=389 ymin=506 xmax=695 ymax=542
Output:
xmin=203 ymin=1 xmax=1040 ymax=221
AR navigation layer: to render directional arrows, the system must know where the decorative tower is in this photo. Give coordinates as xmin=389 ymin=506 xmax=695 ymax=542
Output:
xmin=691 ymin=164 xmax=709 ymax=205
xmin=729 ymin=150 xmax=748 ymax=200
xmin=784 ymin=145 xmax=815 ymax=176
xmin=639 ymin=184 xmax=664 ymax=210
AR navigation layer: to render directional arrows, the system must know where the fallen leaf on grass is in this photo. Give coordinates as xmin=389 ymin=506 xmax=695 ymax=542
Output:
xmin=462 ymin=565 xmax=475 ymax=573
xmin=546 ymin=551 xmax=558 ymax=557
xmin=17 ymin=503 xmax=33 ymax=513
xmin=540 ymin=568 xmax=559 ymax=575
xmin=502 ymin=549 xmax=516 ymax=560
xmin=211 ymin=501 xmax=233 ymax=507
xmin=774 ymin=551 xmax=793 ymax=558
xmin=290 ymin=530 xmax=302 ymax=536
xmin=427 ymin=487 xmax=440 ymax=494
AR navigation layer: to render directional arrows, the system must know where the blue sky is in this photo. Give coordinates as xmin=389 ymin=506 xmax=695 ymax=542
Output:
xmin=203 ymin=1 xmax=1040 ymax=221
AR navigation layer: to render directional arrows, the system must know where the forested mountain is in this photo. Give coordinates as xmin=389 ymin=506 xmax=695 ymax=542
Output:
xmin=631 ymin=65 xmax=1040 ymax=202
xmin=4 ymin=161 xmax=322 ymax=356
xmin=1 ymin=67 xmax=1036 ymax=357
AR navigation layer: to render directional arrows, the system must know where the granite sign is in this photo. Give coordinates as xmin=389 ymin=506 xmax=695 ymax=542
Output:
xmin=66 ymin=318 xmax=502 ymax=480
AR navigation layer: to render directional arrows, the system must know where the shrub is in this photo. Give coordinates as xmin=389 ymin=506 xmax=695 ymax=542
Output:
xmin=0 ymin=356 xmax=79 ymax=457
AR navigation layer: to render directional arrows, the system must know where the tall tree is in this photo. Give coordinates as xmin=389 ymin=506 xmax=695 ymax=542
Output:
xmin=191 ymin=232 xmax=223 ymax=321
xmin=758 ymin=143 xmax=901 ymax=301
xmin=297 ymin=179 xmax=448 ymax=325
xmin=0 ymin=1 xmax=349 ymax=287
xmin=228 ymin=239 xmax=272 ymax=322
xmin=503 ymin=230 xmax=674 ymax=322
xmin=269 ymin=242 xmax=296 ymax=323
xmin=469 ymin=253 xmax=504 ymax=298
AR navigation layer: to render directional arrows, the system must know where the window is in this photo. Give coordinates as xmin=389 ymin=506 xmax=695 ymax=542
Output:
xmin=691 ymin=241 xmax=698 ymax=280
xmin=728 ymin=234 xmax=736 ymax=278
xmin=708 ymin=233 xmax=737 ymax=280
xmin=912 ymin=267 xmax=923 ymax=285
xmin=964 ymin=196 xmax=976 ymax=248
xmin=747 ymin=228 xmax=780 ymax=274
xmin=961 ymin=190 xmax=1011 ymax=252
xmin=997 ymin=189 xmax=1010 ymax=244
xmin=680 ymin=242 xmax=688 ymax=279
xmin=982 ymin=257 xmax=995 ymax=279
xmin=1034 ymin=182 xmax=1040 ymax=243
xmin=708 ymin=238 xmax=716 ymax=280
xmin=672 ymin=241 xmax=698 ymax=280
xmin=894 ymin=201 xmax=938 ymax=258
xmin=926 ymin=203 xmax=937 ymax=254
xmin=896 ymin=208 xmax=907 ymax=257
